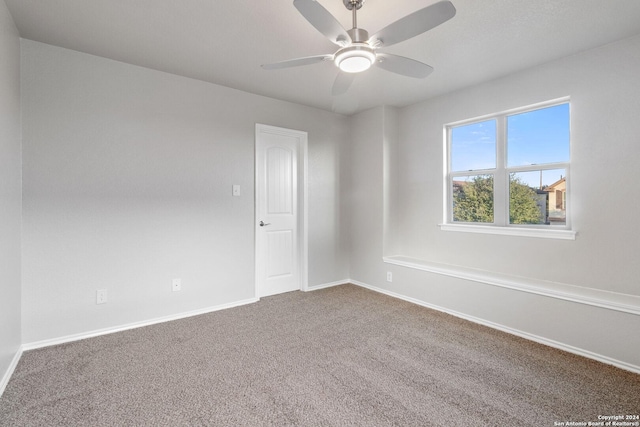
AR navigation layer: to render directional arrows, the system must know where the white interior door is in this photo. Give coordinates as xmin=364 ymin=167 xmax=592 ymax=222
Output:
xmin=255 ymin=124 xmax=307 ymax=297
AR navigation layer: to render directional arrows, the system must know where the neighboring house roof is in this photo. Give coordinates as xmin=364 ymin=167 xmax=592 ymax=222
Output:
xmin=544 ymin=177 xmax=566 ymax=191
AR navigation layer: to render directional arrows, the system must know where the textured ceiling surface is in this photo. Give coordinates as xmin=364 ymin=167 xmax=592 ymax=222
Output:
xmin=6 ymin=0 xmax=640 ymax=114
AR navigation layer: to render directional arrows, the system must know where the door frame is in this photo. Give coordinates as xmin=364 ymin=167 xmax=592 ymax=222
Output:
xmin=254 ymin=123 xmax=308 ymax=298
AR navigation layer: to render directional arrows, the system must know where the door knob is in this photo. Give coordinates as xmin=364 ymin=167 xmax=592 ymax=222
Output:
xmin=259 ymin=221 xmax=271 ymax=227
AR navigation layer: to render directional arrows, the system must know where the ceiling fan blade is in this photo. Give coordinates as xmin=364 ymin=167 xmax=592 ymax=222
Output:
xmin=369 ymin=0 xmax=456 ymax=48
xmin=375 ymin=53 xmax=434 ymax=78
xmin=262 ymin=55 xmax=332 ymax=70
xmin=293 ymin=0 xmax=352 ymax=46
xmin=332 ymin=72 xmax=356 ymax=95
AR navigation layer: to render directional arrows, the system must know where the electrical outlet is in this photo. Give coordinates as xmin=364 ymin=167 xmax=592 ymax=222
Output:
xmin=172 ymin=278 xmax=182 ymax=292
xmin=387 ymin=272 xmax=393 ymax=282
xmin=96 ymin=289 xmax=107 ymax=304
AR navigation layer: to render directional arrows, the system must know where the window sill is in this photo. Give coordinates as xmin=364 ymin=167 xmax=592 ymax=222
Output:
xmin=438 ymin=223 xmax=576 ymax=240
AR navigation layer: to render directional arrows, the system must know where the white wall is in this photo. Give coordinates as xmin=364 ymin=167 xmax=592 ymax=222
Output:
xmin=348 ymin=106 xmax=398 ymax=284
xmin=349 ymin=34 xmax=640 ymax=370
xmin=396 ymin=34 xmax=640 ymax=293
xmin=0 ymin=0 xmax=22 ymax=387
xmin=20 ymin=40 xmax=350 ymax=343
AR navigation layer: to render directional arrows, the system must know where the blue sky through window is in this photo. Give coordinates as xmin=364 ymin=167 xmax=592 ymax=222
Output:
xmin=451 ymin=120 xmax=496 ymax=171
xmin=451 ymin=103 xmax=569 ymax=188
xmin=507 ymin=103 xmax=570 ymax=169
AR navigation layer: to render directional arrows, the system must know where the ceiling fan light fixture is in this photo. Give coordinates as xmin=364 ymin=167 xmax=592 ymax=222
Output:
xmin=334 ymin=45 xmax=376 ymax=73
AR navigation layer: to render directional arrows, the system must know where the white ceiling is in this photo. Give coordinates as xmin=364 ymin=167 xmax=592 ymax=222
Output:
xmin=6 ymin=0 xmax=640 ymax=115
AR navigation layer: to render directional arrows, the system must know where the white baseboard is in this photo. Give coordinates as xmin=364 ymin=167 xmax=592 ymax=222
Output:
xmin=22 ymin=297 xmax=259 ymax=351
xmin=305 ymin=279 xmax=349 ymax=292
xmin=0 ymin=346 xmax=23 ymax=398
xmin=350 ymin=279 xmax=640 ymax=375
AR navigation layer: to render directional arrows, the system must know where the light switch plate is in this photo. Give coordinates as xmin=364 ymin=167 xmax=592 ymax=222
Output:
xmin=232 ymin=185 xmax=240 ymax=196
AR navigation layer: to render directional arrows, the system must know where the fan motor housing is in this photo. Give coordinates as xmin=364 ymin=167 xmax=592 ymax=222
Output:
xmin=347 ymin=28 xmax=369 ymax=43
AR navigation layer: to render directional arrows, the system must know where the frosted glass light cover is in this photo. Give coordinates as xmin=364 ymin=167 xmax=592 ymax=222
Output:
xmin=334 ymin=46 xmax=376 ymax=73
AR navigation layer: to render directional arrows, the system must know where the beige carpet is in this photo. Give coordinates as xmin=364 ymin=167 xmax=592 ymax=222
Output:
xmin=1 ymin=284 xmax=639 ymax=426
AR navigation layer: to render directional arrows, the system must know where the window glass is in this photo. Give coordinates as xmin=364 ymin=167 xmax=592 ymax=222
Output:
xmin=509 ymin=169 xmax=566 ymax=225
xmin=451 ymin=120 xmax=496 ymax=172
xmin=507 ymin=104 xmax=570 ymax=167
xmin=452 ymin=175 xmax=494 ymax=223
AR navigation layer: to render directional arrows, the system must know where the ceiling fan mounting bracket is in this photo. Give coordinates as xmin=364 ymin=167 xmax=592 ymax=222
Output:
xmin=343 ymin=0 xmax=364 ymax=11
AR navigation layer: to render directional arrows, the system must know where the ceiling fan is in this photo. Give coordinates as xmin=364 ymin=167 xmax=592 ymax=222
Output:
xmin=262 ymin=0 xmax=456 ymax=95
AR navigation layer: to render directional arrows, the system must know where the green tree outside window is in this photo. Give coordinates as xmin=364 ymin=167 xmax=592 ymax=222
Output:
xmin=453 ymin=175 xmax=543 ymax=224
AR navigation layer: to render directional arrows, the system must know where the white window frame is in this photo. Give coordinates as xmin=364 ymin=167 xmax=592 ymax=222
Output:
xmin=440 ymin=97 xmax=576 ymax=240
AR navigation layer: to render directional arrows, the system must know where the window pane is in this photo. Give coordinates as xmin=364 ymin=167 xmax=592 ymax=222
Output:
xmin=451 ymin=120 xmax=496 ymax=172
xmin=507 ymin=103 xmax=569 ymax=167
xmin=452 ymin=175 xmax=494 ymax=223
xmin=509 ymin=169 xmax=566 ymax=225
